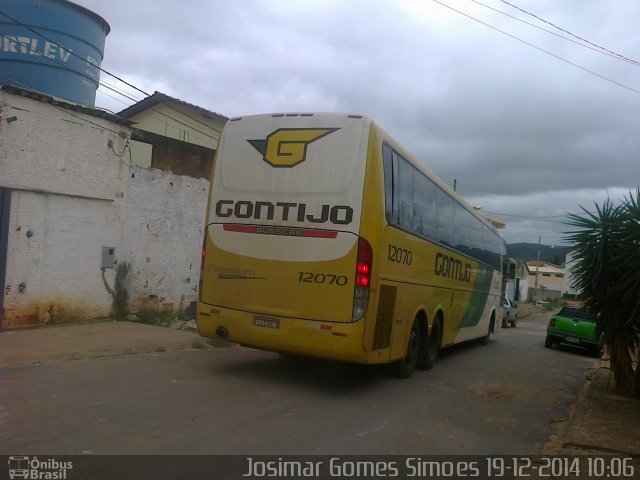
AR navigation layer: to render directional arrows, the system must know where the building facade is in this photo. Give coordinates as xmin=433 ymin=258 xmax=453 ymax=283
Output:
xmin=0 ymin=86 xmax=217 ymax=329
xmin=117 ymin=91 xmax=227 ymax=176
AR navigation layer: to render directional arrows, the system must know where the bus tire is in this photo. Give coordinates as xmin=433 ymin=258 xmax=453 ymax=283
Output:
xmin=479 ymin=314 xmax=495 ymax=345
xmin=418 ymin=316 xmax=441 ymax=370
xmin=394 ymin=318 xmax=421 ymax=379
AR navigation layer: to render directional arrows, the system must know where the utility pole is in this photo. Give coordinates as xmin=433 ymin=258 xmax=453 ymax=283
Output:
xmin=535 ymin=236 xmax=541 ymax=289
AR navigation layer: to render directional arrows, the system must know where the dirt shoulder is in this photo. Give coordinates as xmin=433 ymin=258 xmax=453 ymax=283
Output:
xmin=517 ymin=302 xmax=546 ymax=318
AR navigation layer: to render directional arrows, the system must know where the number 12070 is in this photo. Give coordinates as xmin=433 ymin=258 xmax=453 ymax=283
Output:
xmin=298 ymin=272 xmax=349 ymax=285
xmin=388 ymin=244 xmax=412 ymax=265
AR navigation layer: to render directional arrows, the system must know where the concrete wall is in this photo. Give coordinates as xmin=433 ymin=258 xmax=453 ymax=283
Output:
xmin=120 ymin=166 xmax=209 ymax=313
xmin=3 ymin=191 xmax=121 ymax=328
xmin=1 ymin=89 xmax=210 ymax=329
xmin=0 ymin=93 xmax=127 ymax=200
xmin=1 ymin=91 xmax=128 ymax=328
xmin=528 ymin=288 xmax=563 ymax=304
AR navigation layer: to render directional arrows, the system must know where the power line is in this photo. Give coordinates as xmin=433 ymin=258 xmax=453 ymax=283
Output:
xmin=0 ymin=33 xmax=140 ymax=111
xmin=97 ymin=83 xmax=223 ymax=136
xmin=54 ymin=105 xmax=125 ymax=135
xmin=99 ymin=82 xmax=139 ymax=103
xmin=482 ymin=210 xmax=566 ymax=223
xmin=95 ymin=88 xmax=130 ymax=108
xmin=469 ymin=0 xmax=640 ymax=66
xmin=151 ymin=107 xmax=222 ymax=140
xmin=0 ymin=32 xmax=141 ymax=109
xmin=497 ymin=0 xmax=640 ymax=66
xmin=483 ymin=211 xmax=566 ymax=219
xmin=0 ymin=26 xmax=223 ymax=137
xmin=98 ymin=82 xmax=224 ymax=136
xmin=0 ymin=32 xmax=73 ymax=70
xmin=100 ymin=80 xmax=143 ymax=103
xmin=431 ymin=0 xmax=640 ymax=95
xmin=482 ymin=209 xmax=600 ymax=223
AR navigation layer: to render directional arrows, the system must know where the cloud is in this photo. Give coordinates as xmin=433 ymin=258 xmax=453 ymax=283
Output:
xmin=469 ymin=187 xmax=635 ymax=244
xmin=80 ymin=0 xmax=640 ymax=245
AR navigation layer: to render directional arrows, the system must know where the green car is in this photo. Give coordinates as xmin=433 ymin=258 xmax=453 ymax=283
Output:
xmin=545 ymin=306 xmax=601 ymax=356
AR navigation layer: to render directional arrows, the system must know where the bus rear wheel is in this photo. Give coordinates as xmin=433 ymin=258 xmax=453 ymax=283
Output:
xmin=479 ymin=315 xmax=495 ymax=345
xmin=418 ymin=316 xmax=441 ymax=370
xmin=394 ymin=318 xmax=421 ymax=379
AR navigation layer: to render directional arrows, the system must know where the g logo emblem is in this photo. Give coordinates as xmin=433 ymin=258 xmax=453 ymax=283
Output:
xmin=248 ymin=128 xmax=340 ymax=168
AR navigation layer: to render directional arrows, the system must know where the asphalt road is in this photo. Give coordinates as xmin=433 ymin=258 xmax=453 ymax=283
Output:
xmin=1 ymin=312 xmax=598 ymax=455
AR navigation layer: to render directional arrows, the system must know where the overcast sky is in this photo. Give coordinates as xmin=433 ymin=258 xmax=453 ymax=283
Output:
xmin=79 ymin=0 xmax=639 ymax=247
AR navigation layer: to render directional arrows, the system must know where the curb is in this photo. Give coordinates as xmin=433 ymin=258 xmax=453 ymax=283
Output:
xmin=543 ymin=360 xmax=640 ymax=456
xmin=541 ymin=364 xmax=596 ymax=456
xmin=0 ymin=320 xmax=212 ymax=368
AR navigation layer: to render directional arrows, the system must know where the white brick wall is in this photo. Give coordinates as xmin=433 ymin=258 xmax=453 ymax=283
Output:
xmin=4 ymin=191 xmax=120 ymax=326
xmin=120 ymin=166 xmax=209 ymax=312
xmin=1 ymin=90 xmax=210 ymax=328
xmin=1 ymin=93 xmax=128 ymax=200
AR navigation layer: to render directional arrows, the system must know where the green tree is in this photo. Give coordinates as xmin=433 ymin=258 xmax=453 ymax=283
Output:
xmin=565 ymin=189 xmax=640 ymax=396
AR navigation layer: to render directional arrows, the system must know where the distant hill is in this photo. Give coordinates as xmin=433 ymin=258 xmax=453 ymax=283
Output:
xmin=506 ymin=243 xmax=571 ymax=265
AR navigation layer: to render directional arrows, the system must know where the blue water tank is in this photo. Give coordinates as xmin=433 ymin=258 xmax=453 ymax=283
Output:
xmin=0 ymin=0 xmax=110 ymax=106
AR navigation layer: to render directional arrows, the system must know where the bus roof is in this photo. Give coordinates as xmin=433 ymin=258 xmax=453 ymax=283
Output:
xmin=223 ymin=112 xmax=500 ymax=236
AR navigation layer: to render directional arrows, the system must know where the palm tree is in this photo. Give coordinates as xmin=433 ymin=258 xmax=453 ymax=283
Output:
xmin=565 ymin=189 xmax=640 ymax=396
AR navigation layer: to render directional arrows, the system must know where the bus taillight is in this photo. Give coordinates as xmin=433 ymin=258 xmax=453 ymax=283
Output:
xmin=200 ymin=238 xmax=206 ymax=272
xmin=356 ymin=263 xmax=370 ymax=285
xmin=353 ymin=237 xmax=372 ymax=321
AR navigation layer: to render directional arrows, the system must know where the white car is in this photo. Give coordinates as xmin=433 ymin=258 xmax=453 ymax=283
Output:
xmin=501 ymin=297 xmax=518 ymax=328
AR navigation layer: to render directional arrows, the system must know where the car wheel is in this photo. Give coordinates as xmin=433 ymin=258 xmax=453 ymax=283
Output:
xmin=544 ymin=336 xmax=553 ymax=348
xmin=509 ymin=315 xmax=517 ymax=328
xmin=394 ymin=318 xmax=421 ymax=378
xmin=501 ymin=315 xmax=508 ymax=328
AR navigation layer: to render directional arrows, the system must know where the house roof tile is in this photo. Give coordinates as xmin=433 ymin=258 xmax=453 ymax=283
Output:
xmin=117 ymin=91 xmax=228 ymax=121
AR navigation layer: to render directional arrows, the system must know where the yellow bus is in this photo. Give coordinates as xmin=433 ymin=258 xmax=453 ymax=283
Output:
xmin=197 ymin=113 xmax=505 ymax=377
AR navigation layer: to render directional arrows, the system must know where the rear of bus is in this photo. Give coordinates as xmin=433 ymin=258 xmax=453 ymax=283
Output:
xmin=197 ymin=113 xmax=373 ymax=362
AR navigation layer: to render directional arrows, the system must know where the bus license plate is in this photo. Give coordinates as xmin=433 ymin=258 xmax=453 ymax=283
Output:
xmin=565 ymin=336 xmax=580 ymax=344
xmin=254 ymin=315 xmax=280 ymax=329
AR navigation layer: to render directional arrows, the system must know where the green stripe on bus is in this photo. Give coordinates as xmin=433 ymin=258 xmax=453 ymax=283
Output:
xmin=458 ymin=265 xmax=493 ymax=328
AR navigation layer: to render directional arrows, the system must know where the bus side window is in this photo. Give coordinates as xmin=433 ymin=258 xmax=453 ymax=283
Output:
xmin=413 ymin=170 xmax=436 ymax=237
xmin=436 ymin=189 xmax=454 ymax=246
xmin=382 ymin=143 xmax=395 ymax=223
xmin=395 ymin=152 xmax=414 ymax=230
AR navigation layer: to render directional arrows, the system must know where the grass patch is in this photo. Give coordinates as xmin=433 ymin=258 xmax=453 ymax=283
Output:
xmin=133 ymin=306 xmax=176 ymax=327
xmin=207 ymin=338 xmax=232 ymax=349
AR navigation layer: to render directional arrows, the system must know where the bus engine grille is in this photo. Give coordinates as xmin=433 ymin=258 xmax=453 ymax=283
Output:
xmin=373 ymin=285 xmax=397 ymax=350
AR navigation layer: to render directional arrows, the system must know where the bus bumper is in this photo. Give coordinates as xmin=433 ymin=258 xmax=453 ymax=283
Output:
xmin=197 ymin=301 xmax=367 ymax=363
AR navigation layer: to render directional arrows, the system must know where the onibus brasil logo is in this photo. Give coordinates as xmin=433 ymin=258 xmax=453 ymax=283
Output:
xmin=8 ymin=456 xmax=73 ymax=479
xmin=248 ymin=128 xmax=340 ymax=167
